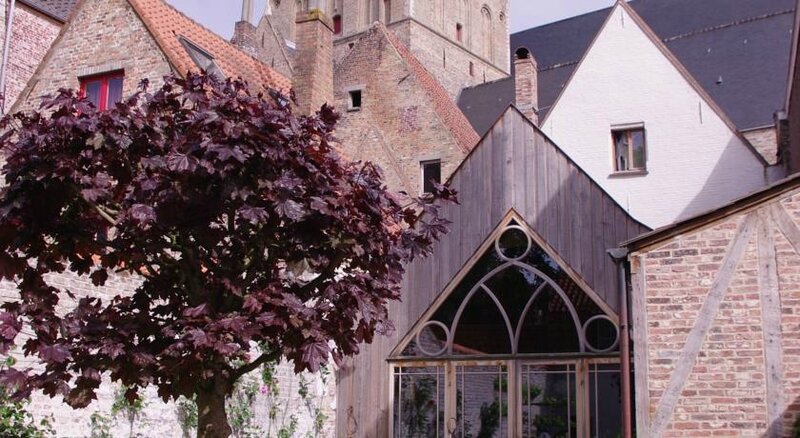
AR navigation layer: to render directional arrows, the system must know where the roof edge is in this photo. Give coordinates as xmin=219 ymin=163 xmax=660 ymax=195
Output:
xmin=625 ymin=172 xmax=800 ymax=252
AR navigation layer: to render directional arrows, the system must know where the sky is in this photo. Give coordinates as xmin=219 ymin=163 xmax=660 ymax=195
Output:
xmin=165 ymin=0 xmax=616 ymax=39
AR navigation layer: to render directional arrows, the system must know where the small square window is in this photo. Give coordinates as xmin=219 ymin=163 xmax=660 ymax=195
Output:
xmin=421 ymin=160 xmax=442 ymax=194
xmin=612 ymin=127 xmax=646 ymax=172
xmin=79 ymin=72 xmax=124 ymax=111
xmin=348 ymin=89 xmax=362 ymax=111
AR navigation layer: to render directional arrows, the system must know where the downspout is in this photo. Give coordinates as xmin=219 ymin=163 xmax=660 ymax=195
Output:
xmin=0 ymin=0 xmax=16 ymax=115
xmin=608 ymin=247 xmax=633 ymax=438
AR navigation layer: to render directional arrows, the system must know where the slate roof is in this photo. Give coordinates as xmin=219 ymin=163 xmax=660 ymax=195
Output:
xmin=127 ymin=0 xmax=292 ymax=93
xmin=381 ymin=24 xmax=480 ymax=152
xmin=458 ymin=0 xmax=795 ymax=136
xmin=18 ymin=0 xmax=77 ymax=22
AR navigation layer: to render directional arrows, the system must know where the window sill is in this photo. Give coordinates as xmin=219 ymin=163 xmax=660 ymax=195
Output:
xmin=609 ymin=169 xmax=648 ymax=178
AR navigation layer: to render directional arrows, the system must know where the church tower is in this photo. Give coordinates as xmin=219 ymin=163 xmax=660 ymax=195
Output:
xmin=234 ymin=0 xmax=510 ymax=98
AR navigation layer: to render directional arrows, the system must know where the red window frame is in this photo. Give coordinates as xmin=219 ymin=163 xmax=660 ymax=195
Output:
xmin=79 ymin=72 xmax=124 ymax=111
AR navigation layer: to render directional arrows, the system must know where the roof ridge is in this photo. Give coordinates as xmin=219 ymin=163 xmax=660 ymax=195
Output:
xmin=662 ymin=8 xmax=794 ymax=42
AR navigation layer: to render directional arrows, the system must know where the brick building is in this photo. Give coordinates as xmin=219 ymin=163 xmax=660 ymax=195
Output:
xmin=0 ymin=0 xmax=76 ymax=114
xmin=3 ymin=0 xmax=800 ymax=435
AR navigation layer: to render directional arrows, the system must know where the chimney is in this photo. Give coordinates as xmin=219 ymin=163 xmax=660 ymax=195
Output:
xmin=514 ymin=47 xmax=539 ymax=125
xmin=232 ymin=0 xmax=258 ymax=56
xmin=294 ymin=7 xmax=334 ymax=114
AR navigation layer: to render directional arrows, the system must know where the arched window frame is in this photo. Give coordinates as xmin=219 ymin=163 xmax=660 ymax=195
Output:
xmin=389 ymin=212 xmax=625 ymax=438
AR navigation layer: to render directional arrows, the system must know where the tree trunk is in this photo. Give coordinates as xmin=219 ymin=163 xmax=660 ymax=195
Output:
xmin=196 ymin=380 xmax=232 ymax=438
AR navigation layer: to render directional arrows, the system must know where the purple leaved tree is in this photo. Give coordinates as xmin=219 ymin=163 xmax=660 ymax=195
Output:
xmin=0 ymin=73 xmax=454 ymax=437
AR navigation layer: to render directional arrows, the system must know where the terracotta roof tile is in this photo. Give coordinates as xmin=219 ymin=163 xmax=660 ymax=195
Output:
xmin=126 ymin=0 xmax=292 ymax=93
xmin=379 ymin=25 xmax=479 ymax=153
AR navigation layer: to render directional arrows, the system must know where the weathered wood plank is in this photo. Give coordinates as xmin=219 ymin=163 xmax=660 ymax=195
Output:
xmin=758 ymin=210 xmax=785 ymax=438
xmin=630 ymin=254 xmax=651 ymax=435
xmin=650 ymin=213 xmax=759 ymax=436
xmin=770 ymin=202 xmax=800 ymax=256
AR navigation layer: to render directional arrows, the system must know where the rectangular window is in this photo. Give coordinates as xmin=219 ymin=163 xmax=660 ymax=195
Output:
xmin=456 ymin=23 xmax=463 ymax=42
xmin=333 ymin=15 xmax=342 ymax=34
xmin=348 ymin=89 xmax=362 ymax=111
xmin=612 ymin=127 xmax=646 ymax=172
xmin=80 ymin=72 xmax=124 ymax=111
xmin=421 ymin=160 xmax=441 ymax=194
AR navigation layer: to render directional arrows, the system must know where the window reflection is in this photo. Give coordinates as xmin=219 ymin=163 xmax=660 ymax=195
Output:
xmin=455 ymin=365 xmax=509 ymax=438
xmin=521 ymin=364 xmax=577 ymax=438
xmin=394 ymin=366 xmax=445 ymax=437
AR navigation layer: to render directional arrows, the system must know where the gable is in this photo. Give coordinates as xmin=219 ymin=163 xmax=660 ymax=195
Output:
xmin=333 ymin=24 xmax=474 ymax=195
xmin=11 ymin=0 xmax=173 ymax=114
xmin=540 ymin=3 xmax=767 ymax=228
xmin=401 ymin=107 xmax=648 ymax=329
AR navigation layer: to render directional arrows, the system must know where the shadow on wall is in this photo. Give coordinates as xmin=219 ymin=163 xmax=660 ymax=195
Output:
xmin=769 ymin=397 xmax=800 ymax=437
xmin=677 ymin=135 xmax=766 ymax=223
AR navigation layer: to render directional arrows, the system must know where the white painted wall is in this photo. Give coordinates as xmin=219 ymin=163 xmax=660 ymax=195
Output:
xmin=541 ymin=4 xmax=767 ymax=229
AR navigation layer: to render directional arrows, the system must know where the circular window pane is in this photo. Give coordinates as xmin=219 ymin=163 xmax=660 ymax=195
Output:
xmin=415 ymin=321 xmax=450 ymax=357
xmin=583 ymin=316 xmax=619 ymax=353
xmin=496 ymin=226 xmax=531 ymax=260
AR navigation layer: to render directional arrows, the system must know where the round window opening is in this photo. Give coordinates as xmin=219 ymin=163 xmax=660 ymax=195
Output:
xmin=583 ymin=315 xmax=619 ymax=353
xmin=495 ymin=226 xmax=531 ymax=260
xmin=416 ymin=321 xmax=450 ymax=357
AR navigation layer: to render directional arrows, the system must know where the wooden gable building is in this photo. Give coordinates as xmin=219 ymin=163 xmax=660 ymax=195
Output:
xmin=336 ymin=107 xmax=649 ymax=437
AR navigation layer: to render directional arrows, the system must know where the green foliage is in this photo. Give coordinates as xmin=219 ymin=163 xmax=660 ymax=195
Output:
xmin=111 ymin=385 xmax=146 ymax=437
xmin=176 ymin=396 xmax=198 ymax=436
xmin=0 ymin=357 xmax=54 ymax=438
xmin=87 ymin=412 xmax=113 ymax=438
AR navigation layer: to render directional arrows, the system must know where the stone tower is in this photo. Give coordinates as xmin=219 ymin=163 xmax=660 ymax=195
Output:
xmin=234 ymin=0 xmax=510 ymax=98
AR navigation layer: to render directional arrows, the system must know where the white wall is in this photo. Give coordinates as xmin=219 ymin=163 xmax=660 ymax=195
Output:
xmin=541 ymin=5 xmax=767 ymax=229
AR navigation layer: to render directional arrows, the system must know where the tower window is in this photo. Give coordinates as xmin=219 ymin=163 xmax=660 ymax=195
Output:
xmin=456 ymin=23 xmax=463 ymax=42
xmin=348 ymin=89 xmax=363 ymax=111
xmin=420 ymin=160 xmax=442 ymax=194
xmin=333 ymin=15 xmax=342 ymax=34
xmin=469 ymin=61 xmax=474 ymax=77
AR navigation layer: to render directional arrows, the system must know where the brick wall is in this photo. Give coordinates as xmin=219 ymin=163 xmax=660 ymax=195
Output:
xmin=11 ymin=0 xmax=173 ymax=114
xmin=2 ymin=3 xmax=61 ymax=113
xmin=333 ymin=24 xmax=468 ymax=196
xmin=744 ymin=126 xmax=779 ymax=166
xmin=631 ymin=188 xmax=800 ymax=436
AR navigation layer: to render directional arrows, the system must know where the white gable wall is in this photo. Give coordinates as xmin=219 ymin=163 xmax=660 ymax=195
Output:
xmin=541 ymin=5 xmax=767 ymax=228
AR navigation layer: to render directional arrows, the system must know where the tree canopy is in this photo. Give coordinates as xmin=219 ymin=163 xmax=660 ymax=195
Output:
xmin=0 ymin=73 xmax=454 ymax=436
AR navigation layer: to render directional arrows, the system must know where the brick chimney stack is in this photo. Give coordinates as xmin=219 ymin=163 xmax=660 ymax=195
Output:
xmin=514 ymin=47 xmax=539 ymax=125
xmin=294 ymin=7 xmax=333 ymax=114
xmin=232 ymin=0 xmax=258 ymax=56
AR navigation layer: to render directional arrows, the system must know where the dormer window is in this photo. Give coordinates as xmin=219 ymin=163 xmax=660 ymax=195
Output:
xmin=80 ymin=72 xmax=124 ymax=111
xmin=179 ymin=36 xmax=225 ymax=79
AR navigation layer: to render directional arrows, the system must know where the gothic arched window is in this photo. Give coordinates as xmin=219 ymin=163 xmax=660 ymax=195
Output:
xmin=391 ymin=215 xmax=623 ymax=437
xmin=480 ymin=5 xmax=493 ymax=60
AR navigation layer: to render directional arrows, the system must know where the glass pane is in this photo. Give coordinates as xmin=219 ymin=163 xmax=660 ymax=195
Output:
xmin=452 ymin=289 xmax=512 ymax=355
xmin=584 ymin=317 xmax=618 ymax=352
xmin=107 ymin=77 xmax=124 ymax=108
xmin=486 ymin=266 xmax=544 ymax=330
xmin=589 ymin=364 xmax=622 ymax=438
xmin=403 ymin=322 xmax=449 ymax=357
xmin=83 ymin=80 xmax=102 ymax=108
xmin=521 ymin=363 xmax=577 ymax=438
xmin=517 ymin=288 xmax=580 ymax=354
xmin=613 ymin=131 xmax=628 ymax=171
xmin=631 ymin=130 xmax=645 ymax=170
xmin=455 ymin=365 xmax=509 ymax=438
xmin=394 ymin=366 xmax=445 ymax=437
